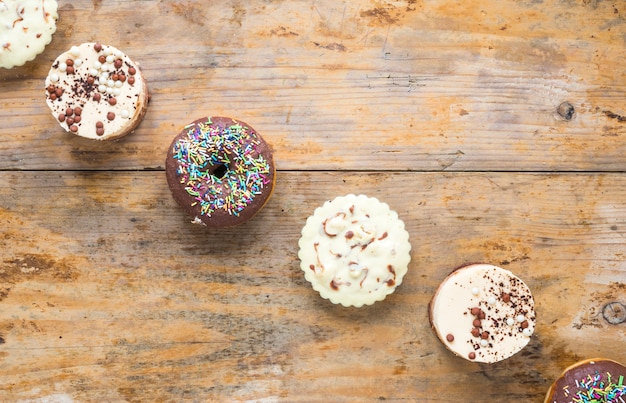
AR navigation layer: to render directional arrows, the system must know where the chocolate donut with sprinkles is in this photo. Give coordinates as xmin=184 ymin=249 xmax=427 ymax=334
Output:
xmin=544 ymin=358 xmax=626 ymax=403
xmin=165 ymin=116 xmax=276 ymax=228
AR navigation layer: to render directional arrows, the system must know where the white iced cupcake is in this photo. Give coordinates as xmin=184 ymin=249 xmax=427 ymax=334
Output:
xmin=0 ymin=0 xmax=59 ymax=69
xmin=298 ymin=194 xmax=411 ymax=307
xmin=429 ymin=263 xmax=536 ymax=363
xmin=0 ymin=0 xmax=58 ymax=69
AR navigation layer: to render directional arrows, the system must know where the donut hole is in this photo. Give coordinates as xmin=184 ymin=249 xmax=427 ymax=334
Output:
xmin=212 ymin=163 xmax=229 ymax=179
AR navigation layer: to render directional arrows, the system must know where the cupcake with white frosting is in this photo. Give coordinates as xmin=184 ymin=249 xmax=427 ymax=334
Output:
xmin=0 ymin=0 xmax=58 ymax=69
xmin=298 ymin=194 xmax=411 ymax=307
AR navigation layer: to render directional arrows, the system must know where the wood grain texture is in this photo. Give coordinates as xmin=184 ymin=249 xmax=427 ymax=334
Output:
xmin=1 ymin=171 xmax=625 ymax=401
xmin=1 ymin=0 xmax=625 ymax=402
xmin=0 ymin=0 xmax=624 ymax=171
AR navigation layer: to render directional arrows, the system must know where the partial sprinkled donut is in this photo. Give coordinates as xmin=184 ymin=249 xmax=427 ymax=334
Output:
xmin=544 ymin=358 xmax=626 ymax=403
xmin=44 ymin=42 xmax=149 ymax=140
xmin=165 ymin=116 xmax=276 ymax=228
xmin=429 ymin=263 xmax=536 ymax=363
xmin=0 ymin=0 xmax=58 ymax=69
xmin=298 ymin=194 xmax=411 ymax=307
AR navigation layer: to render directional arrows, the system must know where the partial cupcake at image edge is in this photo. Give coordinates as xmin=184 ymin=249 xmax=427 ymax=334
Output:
xmin=429 ymin=263 xmax=536 ymax=363
xmin=165 ymin=116 xmax=276 ymax=228
xmin=44 ymin=42 xmax=149 ymax=140
xmin=544 ymin=358 xmax=626 ymax=403
xmin=298 ymin=194 xmax=411 ymax=308
xmin=0 ymin=0 xmax=59 ymax=69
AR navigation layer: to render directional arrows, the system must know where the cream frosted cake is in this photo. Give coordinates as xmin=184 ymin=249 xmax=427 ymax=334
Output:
xmin=0 ymin=0 xmax=58 ymax=69
xmin=44 ymin=42 xmax=149 ymax=140
xmin=429 ymin=263 xmax=536 ymax=363
xmin=298 ymin=194 xmax=411 ymax=307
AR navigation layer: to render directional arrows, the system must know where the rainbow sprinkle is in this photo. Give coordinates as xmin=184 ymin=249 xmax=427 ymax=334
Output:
xmin=568 ymin=370 xmax=626 ymax=403
xmin=172 ymin=118 xmax=271 ymax=217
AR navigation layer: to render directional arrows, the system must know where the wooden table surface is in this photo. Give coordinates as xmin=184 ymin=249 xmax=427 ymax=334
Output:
xmin=1 ymin=1 xmax=625 ymax=401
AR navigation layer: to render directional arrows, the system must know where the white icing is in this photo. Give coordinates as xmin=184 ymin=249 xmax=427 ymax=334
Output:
xmin=44 ymin=42 xmax=147 ymax=140
xmin=430 ymin=264 xmax=536 ymax=363
xmin=0 ymin=0 xmax=58 ymax=69
xmin=298 ymin=194 xmax=411 ymax=307
xmin=191 ymin=216 xmax=205 ymax=226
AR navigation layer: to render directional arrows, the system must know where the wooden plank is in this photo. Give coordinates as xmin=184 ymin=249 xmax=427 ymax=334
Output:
xmin=1 ymin=0 xmax=625 ymax=401
xmin=0 ymin=0 xmax=624 ymax=171
xmin=0 ymin=171 xmax=624 ymax=401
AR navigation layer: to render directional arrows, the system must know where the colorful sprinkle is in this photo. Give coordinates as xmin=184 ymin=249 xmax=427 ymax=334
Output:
xmin=172 ymin=119 xmax=271 ymax=217
xmin=571 ymin=371 xmax=626 ymax=403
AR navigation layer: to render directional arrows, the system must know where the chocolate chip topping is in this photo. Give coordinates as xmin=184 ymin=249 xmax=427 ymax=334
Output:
xmin=430 ymin=264 xmax=536 ymax=363
xmin=45 ymin=42 xmax=148 ymax=140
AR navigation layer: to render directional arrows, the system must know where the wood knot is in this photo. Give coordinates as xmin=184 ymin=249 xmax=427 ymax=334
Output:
xmin=602 ymin=301 xmax=626 ymax=324
xmin=556 ymin=102 xmax=575 ymax=121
